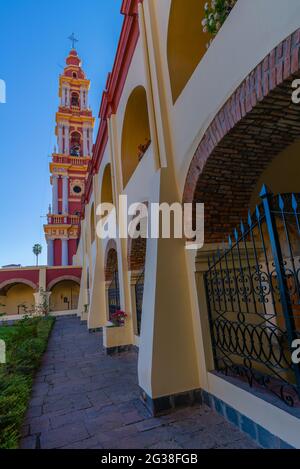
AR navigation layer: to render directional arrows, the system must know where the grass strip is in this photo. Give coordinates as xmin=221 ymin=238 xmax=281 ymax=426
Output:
xmin=0 ymin=316 xmax=55 ymax=448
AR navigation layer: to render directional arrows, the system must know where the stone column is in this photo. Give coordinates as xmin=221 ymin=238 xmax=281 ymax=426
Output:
xmin=80 ymin=87 xmax=87 ymax=110
xmin=47 ymin=239 xmax=54 ymax=266
xmin=61 ymin=87 xmax=65 ymax=106
xmin=52 ymin=176 xmax=58 ymax=214
xmin=80 ymin=88 xmax=83 ymax=110
xmin=66 ymin=86 xmax=70 ymax=107
xmin=88 ymin=127 xmax=93 ymax=156
xmin=85 ymin=89 xmax=88 ymax=109
xmin=64 ymin=124 xmax=70 ymax=155
xmin=62 ymin=176 xmax=69 ymax=214
xmin=57 ymin=124 xmax=63 ymax=154
xmin=83 ymin=127 xmax=88 ymax=156
xmin=34 ymin=291 xmax=51 ymax=316
xmin=64 ymin=87 xmax=68 ymax=106
xmin=62 ymin=239 xmax=69 ymax=266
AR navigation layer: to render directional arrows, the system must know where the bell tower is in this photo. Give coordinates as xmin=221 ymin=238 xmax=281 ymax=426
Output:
xmin=44 ymin=47 xmax=95 ymax=266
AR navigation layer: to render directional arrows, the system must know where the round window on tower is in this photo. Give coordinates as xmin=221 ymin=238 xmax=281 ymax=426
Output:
xmin=73 ymin=185 xmax=82 ymax=194
xmin=71 ymin=180 xmax=84 ymax=196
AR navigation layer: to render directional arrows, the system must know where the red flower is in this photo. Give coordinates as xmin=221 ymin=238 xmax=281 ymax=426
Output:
xmin=111 ymin=310 xmax=127 ymax=325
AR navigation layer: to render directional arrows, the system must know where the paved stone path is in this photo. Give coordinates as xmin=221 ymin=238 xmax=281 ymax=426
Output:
xmin=21 ymin=316 xmax=258 ymax=449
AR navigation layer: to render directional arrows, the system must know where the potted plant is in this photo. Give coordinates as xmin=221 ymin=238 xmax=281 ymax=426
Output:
xmin=202 ymin=0 xmax=237 ymax=47
xmin=137 ymin=139 xmax=151 ymax=162
xmin=110 ymin=310 xmax=128 ymax=327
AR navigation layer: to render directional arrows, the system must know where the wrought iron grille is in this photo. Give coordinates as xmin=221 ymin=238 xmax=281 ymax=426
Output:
xmin=204 ymin=186 xmax=300 ymax=407
xmin=135 ymin=270 xmax=145 ymax=336
xmin=108 ymin=271 xmax=120 ymax=322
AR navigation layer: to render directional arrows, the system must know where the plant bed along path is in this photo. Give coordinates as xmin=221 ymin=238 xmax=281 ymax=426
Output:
xmin=0 ymin=316 xmax=55 ymax=448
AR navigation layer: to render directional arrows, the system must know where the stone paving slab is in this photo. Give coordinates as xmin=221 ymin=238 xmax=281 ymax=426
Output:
xmin=20 ymin=316 xmax=259 ymax=449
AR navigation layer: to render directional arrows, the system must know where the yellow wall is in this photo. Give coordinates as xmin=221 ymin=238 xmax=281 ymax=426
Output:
xmin=167 ymin=0 xmax=211 ymax=103
xmin=50 ymin=280 xmax=80 ymax=312
xmin=0 ymin=284 xmax=35 ymax=316
xmin=101 ymin=164 xmax=113 ymax=204
xmin=121 ymin=86 xmax=151 ymax=188
xmin=250 ymin=140 xmax=300 ymax=209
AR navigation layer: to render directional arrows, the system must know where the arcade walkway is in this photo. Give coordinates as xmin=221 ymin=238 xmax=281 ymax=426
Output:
xmin=20 ymin=316 xmax=258 ymax=449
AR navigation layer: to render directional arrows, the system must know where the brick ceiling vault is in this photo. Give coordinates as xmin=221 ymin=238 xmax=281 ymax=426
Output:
xmin=128 ymin=237 xmax=147 ymax=271
xmin=183 ymin=29 xmax=300 ymax=242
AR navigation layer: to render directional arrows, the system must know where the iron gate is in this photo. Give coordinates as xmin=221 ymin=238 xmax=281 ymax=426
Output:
xmin=135 ymin=270 xmax=145 ymax=336
xmin=204 ymin=186 xmax=300 ymax=406
xmin=108 ymin=271 xmax=120 ymax=321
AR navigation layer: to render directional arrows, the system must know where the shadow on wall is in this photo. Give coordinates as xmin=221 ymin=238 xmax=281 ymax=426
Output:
xmin=167 ymin=0 xmax=212 ymax=103
xmin=250 ymin=139 xmax=300 ymax=210
xmin=121 ymin=86 xmax=151 ymax=188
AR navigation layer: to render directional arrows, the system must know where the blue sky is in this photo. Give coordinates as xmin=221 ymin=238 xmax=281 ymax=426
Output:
xmin=0 ymin=0 xmax=123 ymax=266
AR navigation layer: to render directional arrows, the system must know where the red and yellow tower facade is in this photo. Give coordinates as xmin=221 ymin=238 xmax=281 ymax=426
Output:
xmin=44 ymin=49 xmax=95 ymax=266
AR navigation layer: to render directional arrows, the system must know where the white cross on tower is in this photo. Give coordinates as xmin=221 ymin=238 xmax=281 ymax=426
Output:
xmin=68 ymin=33 xmax=78 ymax=49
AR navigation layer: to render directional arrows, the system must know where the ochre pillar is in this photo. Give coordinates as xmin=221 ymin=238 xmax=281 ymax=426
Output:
xmin=138 ymin=221 xmax=200 ymax=404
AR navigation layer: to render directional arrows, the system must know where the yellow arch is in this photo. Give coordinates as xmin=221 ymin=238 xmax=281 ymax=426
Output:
xmin=101 ymin=164 xmax=113 ymax=204
xmin=167 ymin=0 xmax=211 ymax=103
xmin=0 ymin=282 xmax=35 ymax=316
xmin=49 ymin=279 xmax=80 ymax=312
xmin=121 ymin=86 xmax=151 ymax=188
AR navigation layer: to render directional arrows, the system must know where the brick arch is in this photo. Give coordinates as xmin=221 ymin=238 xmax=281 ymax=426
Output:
xmin=183 ymin=29 xmax=300 ymax=242
xmin=127 ymin=201 xmax=148 ymax=272
xmin=104 ymin=240 xmax=118 ymax=282
xmin=0 ymin=278 xmax=38 ymax=294
xmin=47 ymin=276 xmax=81 ymax=291
xmin=127 ymin=237 xmax=147 ymax=272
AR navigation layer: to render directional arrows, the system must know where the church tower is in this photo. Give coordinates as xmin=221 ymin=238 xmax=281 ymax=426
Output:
xmin=44 ymin=46 xmax=95 ymax=266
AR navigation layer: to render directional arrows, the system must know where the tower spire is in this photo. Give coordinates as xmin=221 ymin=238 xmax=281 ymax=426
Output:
xmin=44 ymin=49 xmax=95 ymax=267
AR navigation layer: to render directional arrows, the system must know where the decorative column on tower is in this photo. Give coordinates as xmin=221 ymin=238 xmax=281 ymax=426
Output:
xmin=52 ymin=175 xmax=59 ymax=214
xmin=64 ymin=123 xmax=70 ymax=155
xmin=58 ymin=124 xmax=63 ymax=154
xmin=62 ymin=176 xmax=69 ymax=214
xmin=44 ymin=42 xmax=95 ymax=267
xmin=47 ymin=239 xmax=54 ymax=266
